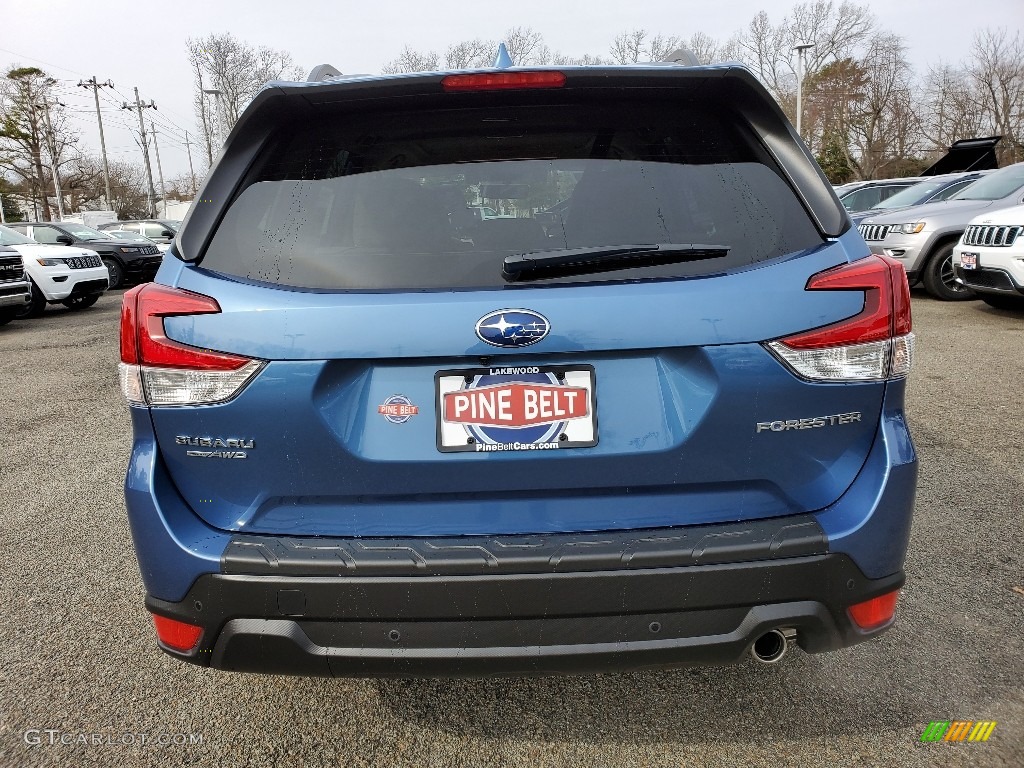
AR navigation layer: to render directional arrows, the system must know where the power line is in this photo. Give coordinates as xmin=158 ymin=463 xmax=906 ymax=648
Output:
xmin=0 ymin=46 xmax=88 ymax=77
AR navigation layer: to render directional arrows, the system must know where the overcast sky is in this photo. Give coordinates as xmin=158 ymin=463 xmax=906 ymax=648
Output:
xmin=1 ymin=0 xmax=1019 ymax=187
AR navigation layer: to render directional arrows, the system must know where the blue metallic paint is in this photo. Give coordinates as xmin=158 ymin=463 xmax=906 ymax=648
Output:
xmin=147 ymin=344 xmax=885 ymax=537
xmin=814 ymin=378 xmax=917 ymax=578
xmin=124 ymin=408 xmax=230 ymax=600
xmin=127 ymin=225 xmax=914 ymax=601
xmin=162 ymin=242 xmax=864 ymax=360
xmin=126 ymin=381 xmax=914 ymax=601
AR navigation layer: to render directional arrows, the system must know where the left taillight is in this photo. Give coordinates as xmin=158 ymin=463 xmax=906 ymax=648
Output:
xmin=119 ymin=283 xmax=264 ymax=406
xmin=766 ymin=254 xmax=914 ymax=382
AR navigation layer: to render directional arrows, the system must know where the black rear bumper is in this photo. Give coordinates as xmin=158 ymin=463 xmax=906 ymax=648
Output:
xmin=146 ymin=517 xmax=903 ymax=677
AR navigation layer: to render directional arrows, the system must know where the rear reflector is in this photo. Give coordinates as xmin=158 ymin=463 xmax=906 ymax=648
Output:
xmin=766 ymin=254 xmax=914 ymax=382
xmin=441 ymin=71 xmax=566 ymax=91
xmin=119 ymin=283 xmax=264 ymax=407
xmin=848 ymin=589 xmax=900 ymax=630
xmin=151 ymin=614 xmax=203 ymax=652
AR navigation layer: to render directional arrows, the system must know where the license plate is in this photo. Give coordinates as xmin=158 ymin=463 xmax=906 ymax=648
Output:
xmin=961 ymin=252 xmax=978 ymax=269
xmin=435 ymin=365 xmax=598 ymax=453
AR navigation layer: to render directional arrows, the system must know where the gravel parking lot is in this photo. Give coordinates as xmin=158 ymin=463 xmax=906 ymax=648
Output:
xmin=0 ymin=289 xmax=1021 ymax=768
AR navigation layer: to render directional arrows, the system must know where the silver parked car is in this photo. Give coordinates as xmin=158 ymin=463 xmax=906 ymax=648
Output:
xmin=858 ymin=163 xmax=1024 ymax=300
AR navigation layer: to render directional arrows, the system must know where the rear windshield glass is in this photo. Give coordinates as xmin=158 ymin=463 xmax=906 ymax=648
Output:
xmin=202 ymin=99 xmax=823 ymax=290
xmin=951 ymin=164 xmax=1024 ymax=201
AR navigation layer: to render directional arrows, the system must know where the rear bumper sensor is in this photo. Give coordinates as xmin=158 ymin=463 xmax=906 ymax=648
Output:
xmin=147 ymin=550 xmax=903 ymax=677
xmin=221 ymin=515 xmax=828 ymax=578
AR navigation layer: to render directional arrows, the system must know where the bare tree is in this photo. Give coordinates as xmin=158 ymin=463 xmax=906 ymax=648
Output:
xmin=445 ymin=39 xmax=495 ymax=70
xmin=166 ymin=171 xmax=198 ymax=201
xmin=551 ymin=52 xmax=611 ymax=66
xmin=804 ymin=57 xmax=868 ymax=173
xmin=60 ymin=154 xmax=105 ymax=212
xmin=788 ymin=1 xmax=875 ymax=72
xmin=610 ymin=30 xmax=649 ymax=64
xmin=919 ymin=64 xmax=987 ymax=153
xmin=386 ymin=29 xmax=552 ymax=72
xmin=504 ymin=27 xmax=548 ymax=65
xmin=382 ymin=45 xmax=440 ymax=74
xmin=730 ymin=2 xmax=875 ymax=106
xmin=729 ymin=12 xmax=791 ymax=96
xmin=187 ymin=33 xmax=303 ymax=163
xmin=969 ymin=29 xmax=1024 ymax=164
xmin=51 ymin=153 xmax=151 ymax=218
xmin=687 ymin=32 xmax=721 ymax=65
xmin=105 ymin=159 xmax=154 ymax=219
xmin=845 ymin=34 xmax=920 ymax=178
xmin=610 ymin=29 xmax=689 ymax=64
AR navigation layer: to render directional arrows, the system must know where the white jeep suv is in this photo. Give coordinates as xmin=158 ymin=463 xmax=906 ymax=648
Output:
xmin=0 ymin=225 xmax=109 ymax=317
xmin=953 ymin=203 xmax=1024 ymax=310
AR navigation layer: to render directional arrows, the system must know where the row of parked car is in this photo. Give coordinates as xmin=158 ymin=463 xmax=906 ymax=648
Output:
xmin=835 ymin=163 xmax=1024 ymax=308
xmin=0 ymin=219 xmax=177 ymax=326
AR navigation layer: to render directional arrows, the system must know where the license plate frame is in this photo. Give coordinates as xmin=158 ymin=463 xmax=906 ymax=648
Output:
xmin=960 ymin=252 xmax=978 ymax=270
xmin=435 ymin=364 xmax=598 ymax=453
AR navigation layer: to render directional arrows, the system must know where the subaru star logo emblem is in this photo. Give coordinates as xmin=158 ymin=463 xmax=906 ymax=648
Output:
xmin=475 ymin=309 xmax=550 ymax=348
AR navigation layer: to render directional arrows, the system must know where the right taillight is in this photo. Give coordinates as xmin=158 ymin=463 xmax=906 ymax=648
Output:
xmin=848 ymin=589 xmax=900 ymax=630
xmin=766 ymin=254 xmax=915 ymax=382
xmin=151 ymin=613 xmax=203 ymax=652
xmin=119 ymin=283 xmax=264 ymax=407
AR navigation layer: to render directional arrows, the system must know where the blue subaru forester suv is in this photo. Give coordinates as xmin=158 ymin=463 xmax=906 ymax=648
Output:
xmin=120 ymin=60 xmax=917 ymax=676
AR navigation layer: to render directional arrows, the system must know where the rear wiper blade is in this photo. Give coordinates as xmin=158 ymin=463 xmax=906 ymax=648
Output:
xmin=502 ymin=243 xmax=730 ymax=282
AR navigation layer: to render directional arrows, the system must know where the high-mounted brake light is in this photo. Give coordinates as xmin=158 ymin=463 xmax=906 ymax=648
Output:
xmin=151 ymin=613 xmax=203 ymax=652
xmin=441 ymin=71 xmax=566 ymax=92
xmin=766 ymin=254 xmax=914 ymax=382
xmin=119 ymin=283 xmax=264 ymax=407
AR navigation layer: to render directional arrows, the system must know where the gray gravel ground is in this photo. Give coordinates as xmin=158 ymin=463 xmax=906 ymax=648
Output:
xmin=0 ymin=288 xmax=1021 ymax=768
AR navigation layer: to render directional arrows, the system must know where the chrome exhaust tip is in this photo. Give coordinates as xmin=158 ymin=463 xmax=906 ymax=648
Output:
xmin=751 ymin=628 xmax=794 ymax=664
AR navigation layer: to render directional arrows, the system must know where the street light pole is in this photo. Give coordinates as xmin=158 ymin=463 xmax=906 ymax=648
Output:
xmin=793 ymin=43 xmax=816 ymax=140
xmin=150 ymin=120 xmax=167 ymax=218
xmin=183 ymin=131 xmax=197 ymax=196
xmin=202 ymin=88 xmax=223 ymax=156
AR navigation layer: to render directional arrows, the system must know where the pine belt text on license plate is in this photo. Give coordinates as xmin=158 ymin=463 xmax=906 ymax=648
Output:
xmin=435 ymin=365 xmax=598 ymax=453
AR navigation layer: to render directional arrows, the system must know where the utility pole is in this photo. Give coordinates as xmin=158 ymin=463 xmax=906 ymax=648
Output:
xmin=36 ymin=99 xmax=66 ymax=219
xmin=149 ymin=120 xmax=167 ymax=218
xmin=122 ymin=88 xmax=158 ymax=217
xmin=183 ymin=131 xmax=197 ymax=196
xmin=77 ymin=77 xmax=114 ymax=209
